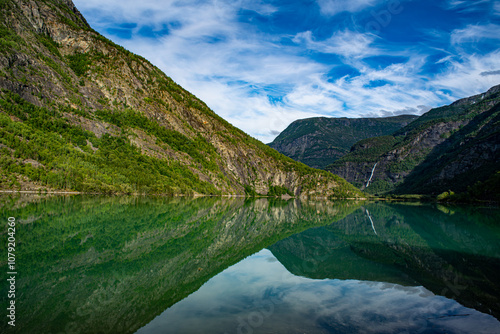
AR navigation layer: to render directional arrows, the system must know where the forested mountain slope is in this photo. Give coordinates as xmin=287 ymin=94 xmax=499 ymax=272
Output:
xmin=327 ymin=85 xmax=500 ymax=197
xmin=268 ymin=115 xmax=417 ymax=169
xmin=0 ymin=0 xmax=362 ymax=198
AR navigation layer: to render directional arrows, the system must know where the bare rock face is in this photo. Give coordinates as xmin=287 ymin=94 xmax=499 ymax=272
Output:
xmin=0 ymin=0 xmax=362 ymax=198
xmin=327 ymin=85 xmax=500 ymax=195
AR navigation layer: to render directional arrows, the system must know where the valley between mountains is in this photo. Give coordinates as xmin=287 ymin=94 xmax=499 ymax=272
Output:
xmin=270 ymin=85 xmax=500 ymax=201
xmin=1 ymin=0 xmax=498 ymax=202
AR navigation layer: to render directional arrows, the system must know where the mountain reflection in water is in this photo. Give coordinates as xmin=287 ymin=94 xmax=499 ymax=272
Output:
xmin=0 ymin=195 xmax=499 ymax=334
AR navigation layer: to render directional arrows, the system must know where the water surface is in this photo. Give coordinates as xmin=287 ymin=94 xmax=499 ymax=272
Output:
xmin=0 ymin=195 xmax=499 ymax=333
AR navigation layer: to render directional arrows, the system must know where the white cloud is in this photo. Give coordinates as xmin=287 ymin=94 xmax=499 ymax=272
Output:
xmin=73 ymin=0 xmax=500 ymax=142
xmin=445 ymin=0 xmax=492 ymax=12
xmin=284 ymin=77 xmax=345 ymax=113
xmin=451 ymin=23 xmax=500 ymax=45
xmin=436 ymin=55 xmax=454 ymax=64
xmin=317 ymin=0 xmax=379 ymax=16
xmin=495 ymin=1 xmax=500 ymax=15
xmin=432 ymin=51 xmax=500 ymax=98
xmin=376 ymin=105 xmax=432 ymax=117
xmin=188 ymin=80 xmax=324 ymax=143
xmin=293 ymin=30 xmax=378 ymax=59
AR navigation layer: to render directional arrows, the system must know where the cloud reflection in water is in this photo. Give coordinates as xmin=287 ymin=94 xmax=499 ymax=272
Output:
xmin=137 ymin=249 xmax=500 ymax=334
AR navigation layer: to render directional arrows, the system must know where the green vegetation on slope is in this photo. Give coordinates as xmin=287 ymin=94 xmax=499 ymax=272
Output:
xmin=0 ymin=89 xmax=362 ymax=197
xmin=326 ymin=85 xmax=500 ymax=199
xmin=0 ymin=91 xmax=219 ymax=194
xmin=395 ymin=99 xmax=500 ymax=196
xmin=328 ymin=135 xmax=401 ymax=164
xmin=0 ymin=0 xmax=364 ymax=197
xmin=269 ymin=115 xmax=417 ymax=169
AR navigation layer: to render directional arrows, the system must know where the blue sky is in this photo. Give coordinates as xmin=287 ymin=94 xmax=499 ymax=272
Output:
xmin=73 ymin=0 xmax=500 ymax=142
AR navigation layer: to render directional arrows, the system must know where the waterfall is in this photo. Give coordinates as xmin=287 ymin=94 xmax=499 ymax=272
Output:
xmin=365 ymin=163 xmax=377 ymax=188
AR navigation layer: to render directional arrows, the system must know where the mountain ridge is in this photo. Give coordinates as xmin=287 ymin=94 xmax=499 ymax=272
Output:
xmin=327 ymin=84 xmax=500 ymax=198
xmin=268 ymin=114 xmax=418 ymax=169
xmin=0 ymin=0 xmax=363 ymax=198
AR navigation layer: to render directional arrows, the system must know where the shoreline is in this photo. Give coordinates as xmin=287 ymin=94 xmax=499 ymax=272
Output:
xmin=1 ymin=190 xmax=497 ymax=205
xmin=0 ymin=189 xmax=367 ymax=200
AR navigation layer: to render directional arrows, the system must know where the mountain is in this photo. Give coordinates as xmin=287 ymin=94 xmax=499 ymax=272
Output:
xmin=268 ymin=115 xmax=417 ymax=169
xmin=0 ymin=0 xmax=362 ymax=198
xmin=327 ymin=85 xmax=500 ymax=198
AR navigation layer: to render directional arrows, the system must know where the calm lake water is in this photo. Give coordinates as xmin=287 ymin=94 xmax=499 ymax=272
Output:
xmin=1 ymin=195 xmax=499 ymax=334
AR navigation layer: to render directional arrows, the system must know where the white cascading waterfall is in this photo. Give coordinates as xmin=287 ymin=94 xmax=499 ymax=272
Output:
xmin=365 ymin=163 xmax=377 ymax=188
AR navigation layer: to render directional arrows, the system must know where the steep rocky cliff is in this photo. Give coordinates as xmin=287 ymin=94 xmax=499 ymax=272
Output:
xmin=0 ymin=0 xmax=362 ymax=198
xmin=327 ymin=85 xmax=500 ymax=196
xmin=268 ymin=115 xmax=417 ymax=169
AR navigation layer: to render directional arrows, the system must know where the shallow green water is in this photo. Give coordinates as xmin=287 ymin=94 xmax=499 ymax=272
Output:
xmin=1 ymin=195 xmax=499 ymax=333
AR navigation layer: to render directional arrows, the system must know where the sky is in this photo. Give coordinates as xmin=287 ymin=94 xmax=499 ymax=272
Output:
xmin=72 ymin=0 xmax=500 ymax=143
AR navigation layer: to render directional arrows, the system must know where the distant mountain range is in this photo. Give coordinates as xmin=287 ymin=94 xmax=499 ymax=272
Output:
xmin=272 ymin=85 xmax=500 ymax=199
xmin=0 ymin=0 xmax=362 ymax=198
xmin=268 ymin=115 xmax=417 ymax=169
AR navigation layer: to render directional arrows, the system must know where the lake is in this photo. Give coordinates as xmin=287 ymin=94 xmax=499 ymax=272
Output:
xmin=1 ymin=195 xmax=499 ymax=333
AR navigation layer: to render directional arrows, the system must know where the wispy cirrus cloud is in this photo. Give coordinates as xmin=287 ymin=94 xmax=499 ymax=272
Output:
xmin=317 ymin=0 xmax=379 ymax=16
xmin=431 ymin=50 xmax=500 ymax=97
xmin=293 ymin=30 xmax=379 ymax=59
xmin=450 ymin=23 xmax=500 ymax=45
xmin=73 ymin=0 xmax=500 ymax=143
xmin=495 ymin=1 xmax=500 ymax=15
xmin=445 ymin=0 xmax=493 ymax=12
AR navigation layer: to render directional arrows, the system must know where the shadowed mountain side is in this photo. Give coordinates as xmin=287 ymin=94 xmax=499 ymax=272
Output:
xmin=327 ymin=85 xmax=500 ymax=197
xmin=269 ymin=115 xmax=417 ymax=169
xmin=394 ymin=101 xmax=500 ymax=195
xmin=0 ymin=195 xmax=362 ymax=334
xmin=269 ymin=202 xmax=500 ymax=320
